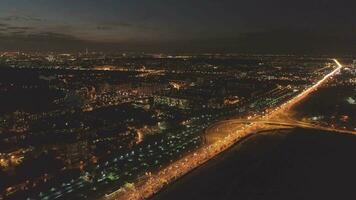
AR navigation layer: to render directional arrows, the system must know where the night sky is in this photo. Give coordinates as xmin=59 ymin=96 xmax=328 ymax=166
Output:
xmin=0 ymin=0 xmax=355 ymax=53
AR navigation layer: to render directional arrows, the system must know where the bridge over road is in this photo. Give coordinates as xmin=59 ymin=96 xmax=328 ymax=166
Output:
xmin=204 ymin=118 xmax=356 ymax=145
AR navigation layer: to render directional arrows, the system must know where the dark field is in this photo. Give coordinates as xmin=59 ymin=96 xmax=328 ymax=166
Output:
xmin=292 ymin=84 xmax=356 ymax=130
xmin=153 ymin=129 xmax=356 ymax=200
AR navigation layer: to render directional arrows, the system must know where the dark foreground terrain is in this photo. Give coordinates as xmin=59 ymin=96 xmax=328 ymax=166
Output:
xmin=153 ymin=128 xmax=356 ymax=200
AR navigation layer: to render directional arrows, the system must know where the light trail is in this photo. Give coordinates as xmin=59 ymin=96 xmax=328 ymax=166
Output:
xmin=267 ymin=59 xmax=343 ymax=116
xmin=107 ymin=59 xmax=344 ymax=200
xmin=333 ymin=59 xmax=343 ymax=68
xmin=208 ymin=118 xmax=356 ymax=135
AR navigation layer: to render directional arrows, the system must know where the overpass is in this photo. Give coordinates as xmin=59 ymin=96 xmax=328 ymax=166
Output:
xmin=204 ymin=118 xmax=356 ymax=142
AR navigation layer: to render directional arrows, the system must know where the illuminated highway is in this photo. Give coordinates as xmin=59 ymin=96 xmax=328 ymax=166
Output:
xmin=106 ymin=59 xmax=346 ymax=200
xmin=205 ymin=119 xmax=356 ymax=144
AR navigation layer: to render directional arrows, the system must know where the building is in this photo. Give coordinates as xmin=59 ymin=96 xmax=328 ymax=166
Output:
xmin=154 ymin=88 xmax=225 ymax=110
xmin=154 ymin=95 xmax=191 ymax=109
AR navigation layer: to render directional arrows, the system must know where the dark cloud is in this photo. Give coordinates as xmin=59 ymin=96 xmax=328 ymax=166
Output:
xmin=1 ymin=28 xmax=356 ymax=55
xmin=26 ymin=32 xmax=80 ymax=41
xmin=0 ymin=23 xmax=8 ymax=27
xmin=234 ymin=28 xmax=356 ymax=54
xmin=0 ymin=32 xmax=112 ymax=52
xmin=96 ymin=22 xmax=133 ymax=30
xmin=96 ymin=21 xmax=156 ymax=32
xmin=1 ymin=15 xmax=42 ymax=22
xmin=0 ymin=25 xmax=33 ymax=35
xmin=10 ymin=31 xmax=27 ymax=35
xmin=0 ymin=16 xmax=37 ymax=35
xmin=172 ymin=28 xmax=356 ymax=55
xmin=96 ymin=26 xmax=113 ymax=30
xmin=5 ymin=26 xmax=33 ymax=31
xmin=0 ymin=30 xmax=162 ymax=52
xmin=110 ymin=22 xmax=133 ymax=27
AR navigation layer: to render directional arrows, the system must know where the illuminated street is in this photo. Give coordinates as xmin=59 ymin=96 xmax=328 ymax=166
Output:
xmin=104 ymin=59 xmax=354 ymax=200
